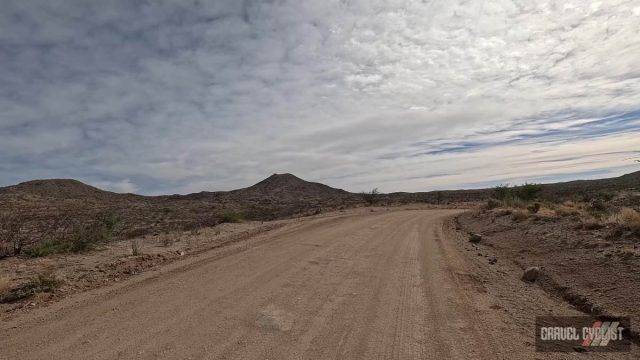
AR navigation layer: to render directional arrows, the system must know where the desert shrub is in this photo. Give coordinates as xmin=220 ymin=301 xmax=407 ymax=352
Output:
xmin=221 ymin=211 xmax=243 ymax=223
xmin=581 ymin=217 xmax=604 ymax=230
xmin=0 ymin=213 xmax=26 ymax=257
xmin=25 ymin=220 xmax=110 ymax=257
xmin=101 ymin=211 xmax=121 ymax=238
xmin=587 ymin=198 xmax=608 ymax=214
xmin=494 ymin=183 xmax=542 ymax=203
xmin=0 ymin=244 xmax=11 ymax=259
xmin=131 ymin=238 xmax=141 ymax=256
xmin=513 ymin=183 xmax=543 ymax=202
xmin=485 ymin=198 xmax=502 ymax=210
xmin=68 ymin=221 xmax=108 ymax=253
xmin=608 ymin=208 xmax=640 ymax=233
xmin=493 ymin=184 xmax=511 ymax=201
xmin=553 ymin=201 xmax=585 ymax=218
xmin=527 ymin=202 xmax=541 ymax=214
xmin=511 ymin=210 xmax=529 ymax=222
xmin=24 ymin=240 xmax=67 ymax=258
xmin=241 ymin=205 xmax=278 ymax=221
xmin=0 ymin=272 xmax=59 ymax=303
xmin=23 ymin=213 xmax=121 ymax=258
xmin=503 ymin=196 xmax=527 ymax=209
xmin=361 ymin=188 xmax=380 ymax=205
xmin=588 ymin=191 xmax=615 ymax=203
xmin=0 ymin=277 xmax=10 ymax=297
xmin=434 ymin=191 xmax=443 ymax=204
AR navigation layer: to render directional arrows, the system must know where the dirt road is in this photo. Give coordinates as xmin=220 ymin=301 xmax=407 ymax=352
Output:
xmin=0 ymin=210 xmax=634 ymax=359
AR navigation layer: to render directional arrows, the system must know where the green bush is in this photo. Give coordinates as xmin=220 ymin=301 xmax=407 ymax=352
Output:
xmin=513 ymin=183 xmax=543 ymax=201
xmin=493 ymin=184 xmax=511 ymax=200
xmin=24 ymin=240 xmax=68 ymax=258
xmin=221 ymin=211 xmax=243 ymax=223
xmin=493 ymin=183 xmax=542 ymax=203
xmin=361 ymin=188 xmax=380 ymax=205
xmin=24 ymin=214 xmax=120 ymax=258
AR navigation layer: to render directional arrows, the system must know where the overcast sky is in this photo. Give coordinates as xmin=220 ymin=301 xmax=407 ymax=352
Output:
xmin=1 ymin=1 xmax=639 ymax=194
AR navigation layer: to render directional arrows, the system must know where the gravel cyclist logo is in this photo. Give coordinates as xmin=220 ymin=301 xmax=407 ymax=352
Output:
xmin=580 ymin=320 xmax=624 ymax=347
xmin=536 ymin=316 xmax=631 ymax=352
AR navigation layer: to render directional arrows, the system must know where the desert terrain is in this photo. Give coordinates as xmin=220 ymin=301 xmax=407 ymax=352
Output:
xmin=0 ymin=171 xmax=639 ymax=358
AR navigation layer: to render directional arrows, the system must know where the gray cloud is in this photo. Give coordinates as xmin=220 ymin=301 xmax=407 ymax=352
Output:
xmin=1 ymin=0 xmax=639 ymax=194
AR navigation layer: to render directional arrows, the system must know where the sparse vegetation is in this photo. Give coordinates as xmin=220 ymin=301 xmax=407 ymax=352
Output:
xmin=0 ymin=272 xmax=59 ymax=303
xmin=22 ymin=213 xmax=121 ymax=258
xmin=514 ymin=183 xmax=543 ymax=202
xmin=493 ymin=184 xmax=511 ymax=201
xmin=511 ymin=210 xmax=529 ymax=222
xmin=581 ymin=217 xmax=604 ymax=230
xmin=131 ymin=238 xmax=141 ymax=256
xmin=493 ymin=183 xmax=542 ymax=202
xmin=553 ymin=202 xmax=583 ymax=218
xmin=485 ymin=198 xmax=502 ymax=210
xmin=0 ymin=277 xmax=10 ymax=297
xmin=361 ymin=188 xmax=380 ymax=206
xmin=24 ymin=240 xmax=69 ymax=258
xmin=527 ymin=202 xmax=541 ymax=214
xmin=434 ymin=191 xmax=443 ymax=205
xmin=608 ymin=208 xmax=640 ymax=233
xmin=0 ymin=213 xmax=26 ymax=258
xmin=221 ymin=211 xmax=243 ymax=223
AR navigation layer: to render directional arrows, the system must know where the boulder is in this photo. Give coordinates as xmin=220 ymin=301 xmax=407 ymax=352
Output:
xmin=469 ymin=233 xmax=482 ymax=243
xmin=522 ymin=266 xmax=540 ymax=282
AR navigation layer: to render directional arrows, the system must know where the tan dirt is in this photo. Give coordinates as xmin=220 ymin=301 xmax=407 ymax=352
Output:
xmin=0 ymin=209 xmax=636 ymax=359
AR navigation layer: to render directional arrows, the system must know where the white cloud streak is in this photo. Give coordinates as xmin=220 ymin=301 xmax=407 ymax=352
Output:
xmin=0 ymin=0 xmax=639 ymax=194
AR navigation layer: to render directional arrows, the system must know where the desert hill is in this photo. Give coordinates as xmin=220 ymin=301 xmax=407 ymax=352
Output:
xmin=232 ymin=173 xmax=350 ymax=199
xmin=0 ymin=170 xmax=638 ymax=256
xmin=0 ymin=174 xmax=360 ymax=254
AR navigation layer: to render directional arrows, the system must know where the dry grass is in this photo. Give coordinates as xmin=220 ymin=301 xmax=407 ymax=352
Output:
xmin=131 ymin=238 xmax=141 ymax=256
xmin=484 ymin=198 xmax=502 ymax=210
xmin=553 ymin=201 xmax=586 ymax=217
xmin=580 ymin=216 xmax=605 ymax=230
xmin=608 ymin=208 xmax=640 ymax=232
xmin=511 ymin=210 xmax=529 ymax=222
xmin=0 ymin=277 xmax=10 ymax=296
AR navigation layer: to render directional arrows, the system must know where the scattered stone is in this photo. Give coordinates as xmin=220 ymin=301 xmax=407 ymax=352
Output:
xmin=488 ymin=256 xmax=497 ymax=265
xmin=522 ymin=266 xmax=540 ymax=282
xmin=469 ymin=233 xmax=482 ymax=243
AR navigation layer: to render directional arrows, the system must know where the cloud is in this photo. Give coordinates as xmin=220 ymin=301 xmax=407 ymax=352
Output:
xmin=94 ymin=179 xmax=139 ymax=194
xmin=0 ymin=0 xmax=639 ymax=194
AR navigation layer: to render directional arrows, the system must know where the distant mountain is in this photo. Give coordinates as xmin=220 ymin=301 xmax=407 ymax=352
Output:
xmin=232 ymin=173 xmax=350 ymax=199
xmin=1 ymin=179 xmax=113 ymax=199
xmin=540 ymin=170 xmax=640 ymax=198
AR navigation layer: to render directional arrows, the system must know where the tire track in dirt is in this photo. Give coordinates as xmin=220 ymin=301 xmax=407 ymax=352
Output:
xmin=3 ymin=209 xmax=605 ymax=360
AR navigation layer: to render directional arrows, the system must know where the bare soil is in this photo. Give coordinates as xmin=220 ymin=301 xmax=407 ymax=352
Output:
xmin=457 ymin=208 xmax=640 ymax=341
